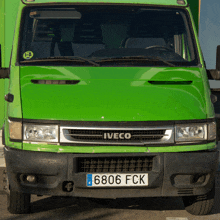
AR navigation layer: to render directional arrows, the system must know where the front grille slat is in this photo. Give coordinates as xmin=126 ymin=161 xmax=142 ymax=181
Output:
xmin=60 ymin=126 xmax=174 ymax=145
xmin=132 ymin=134 xmax=167 ymax=137
xmin=78 ymin=156 xmax=154 ymax=173
xmin=65 ymin=134 xmax=103 ymax=137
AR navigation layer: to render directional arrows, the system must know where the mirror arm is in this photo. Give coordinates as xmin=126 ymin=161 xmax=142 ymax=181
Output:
xmin=207 ymin=69 xmax=220 ymax=80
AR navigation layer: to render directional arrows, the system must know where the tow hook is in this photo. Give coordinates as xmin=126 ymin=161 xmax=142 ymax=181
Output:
xmin=63 ymin=181 xmax=74 ymax=192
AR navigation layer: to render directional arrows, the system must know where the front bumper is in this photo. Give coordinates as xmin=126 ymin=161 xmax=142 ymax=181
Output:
xmin=4 ymin=146 xmax=219 ymax=198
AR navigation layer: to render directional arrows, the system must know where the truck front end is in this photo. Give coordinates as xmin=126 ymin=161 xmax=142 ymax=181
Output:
xmin=1 ymin=0 xmax=219 ymax=215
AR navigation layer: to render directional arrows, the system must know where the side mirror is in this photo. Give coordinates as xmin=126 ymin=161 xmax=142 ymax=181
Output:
xmin=0 ymin=44 xmax=9 ymax=79
xmin=207 ymin=45 xmax=220 ymax=80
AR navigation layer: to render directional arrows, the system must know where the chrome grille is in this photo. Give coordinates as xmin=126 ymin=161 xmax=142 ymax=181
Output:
xmin=67 ymin=129 xmax=165 ymax=141
xmin=60 ymin=126 xmax=174 ymax=145
xmin=78 ymin=156 xmax=154 ymax=172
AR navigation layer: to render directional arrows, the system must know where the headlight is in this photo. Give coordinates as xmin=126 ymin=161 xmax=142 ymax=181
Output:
xmin=9 ymin=120 xmax=22 ymax=140
xmin=23 ymin=124 xmax=58 ymax=142
xmin=175 ymin=122 xmax=216 ymax=142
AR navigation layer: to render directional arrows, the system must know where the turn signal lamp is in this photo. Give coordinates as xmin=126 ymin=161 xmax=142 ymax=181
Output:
xmin=9 ymin=121 xmax=22 ymax=140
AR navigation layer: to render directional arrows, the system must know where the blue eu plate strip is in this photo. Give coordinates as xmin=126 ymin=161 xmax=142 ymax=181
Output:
xmin=87 ymin=174 xmax=92 ymax=186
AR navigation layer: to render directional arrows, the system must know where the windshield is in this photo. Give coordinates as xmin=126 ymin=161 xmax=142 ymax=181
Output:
xmin=19 ymin=5 xmax=200 ymax=67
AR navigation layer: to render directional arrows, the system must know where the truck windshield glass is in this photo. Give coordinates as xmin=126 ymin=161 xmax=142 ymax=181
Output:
xmin=19 ymin=6 xmax=199 ymax=66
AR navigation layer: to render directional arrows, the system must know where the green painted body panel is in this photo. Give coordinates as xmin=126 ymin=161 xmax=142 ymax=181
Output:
xmin=5 ymin=1 xmax=24 ymax=125
xmin=0 ymin=0 xmax=21 ymax=128
xmin=20 ymin=66 xmax=208 ymax=121
xmin=22 ymin=142 xmax=216 ymax=153
xmin=184 ymin=8 xmax=215 ymax=118
xmin=7 ymin=66 xmax=22 ymax=118
xmin=0 ymin=0 xmax=5 ymax=128
xmin=187 ymin=0 xmax=199 ymax=32
xmin=22 ymin=0 xmax=187 ymax=6
xmin=5 ymin=0 xmax=21 ymax=67
xmin=0 ymin=0 xmax=5 ymax=68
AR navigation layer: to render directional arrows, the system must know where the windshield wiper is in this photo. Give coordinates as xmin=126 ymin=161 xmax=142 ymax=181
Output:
xmin=20 ymin=56 xmax=100 ymax=67
xmin=95 ymin=56 xmax=176 ymax=67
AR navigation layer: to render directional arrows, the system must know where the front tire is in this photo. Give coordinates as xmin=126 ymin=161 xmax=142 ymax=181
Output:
xmin=7 ymin=189 xmax=31 ymax=214
xmin=182 ymin=184 xmax=215 ymax=215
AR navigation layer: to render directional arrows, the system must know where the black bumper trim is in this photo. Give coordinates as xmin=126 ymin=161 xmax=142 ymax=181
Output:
xmin=4 ymin=147 xmax=219 ymax=198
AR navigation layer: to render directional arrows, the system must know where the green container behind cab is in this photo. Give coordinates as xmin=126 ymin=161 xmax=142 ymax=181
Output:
xmin=0 ymin=0 xmax=20 ymax=128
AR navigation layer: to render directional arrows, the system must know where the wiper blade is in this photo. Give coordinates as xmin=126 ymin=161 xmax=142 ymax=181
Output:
xmin=139 ymin=56 xmax=176 ymax=67
xmin=95 ymin=56 xmax=176 ymax=67
xmin=20 ymin=56 xmax=100 ymax=67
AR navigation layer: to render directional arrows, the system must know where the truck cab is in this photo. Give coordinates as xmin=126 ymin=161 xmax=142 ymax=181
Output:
xmin=0 ymin=0 xmax=219 ymax=215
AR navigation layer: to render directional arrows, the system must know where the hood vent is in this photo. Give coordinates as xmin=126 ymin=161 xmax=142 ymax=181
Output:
xmin=31 ymin=80 xmax=80 ymax=85
xmin=148 ymin=81 xmax=192 ymax=85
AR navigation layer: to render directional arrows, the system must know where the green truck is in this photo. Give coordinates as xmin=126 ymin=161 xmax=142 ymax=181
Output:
xmin=0 ymin=0 xmax=219 ymax=215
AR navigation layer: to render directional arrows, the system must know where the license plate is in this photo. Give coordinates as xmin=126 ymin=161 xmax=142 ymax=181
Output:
xmin=87 ymin=173 xmax=148 ymax=187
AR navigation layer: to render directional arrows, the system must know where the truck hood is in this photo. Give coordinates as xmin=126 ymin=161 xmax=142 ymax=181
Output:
xmin=20 ymin=66 xmax=207 ymax=121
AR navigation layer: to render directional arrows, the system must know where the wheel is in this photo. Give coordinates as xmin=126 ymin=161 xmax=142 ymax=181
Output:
xmin=7 ymin=188 xmax=31 ymax=214
xmin=182 ymin=184 xmax=215 ymax=215
xmin=2 ymin=169 xmax=10 ymax=194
